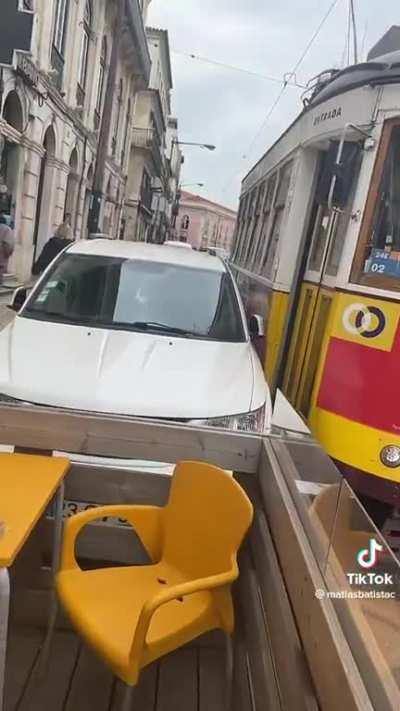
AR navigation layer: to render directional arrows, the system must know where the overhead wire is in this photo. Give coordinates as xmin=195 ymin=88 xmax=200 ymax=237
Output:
xmin=221 ymin=0 xmax=342 ymax=194
xmin=172 ymin=50 xmax=306 ymax=89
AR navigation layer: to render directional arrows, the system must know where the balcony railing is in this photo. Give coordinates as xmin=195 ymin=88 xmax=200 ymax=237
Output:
xmin=132 ymin=127 xmax=154 ymax=149
xmin=132 ymin=128 xmax=163 ymax=171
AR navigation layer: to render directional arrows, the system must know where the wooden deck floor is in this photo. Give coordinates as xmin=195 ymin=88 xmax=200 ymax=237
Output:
xmin=4 ymin=627 xmax=227 ymax=711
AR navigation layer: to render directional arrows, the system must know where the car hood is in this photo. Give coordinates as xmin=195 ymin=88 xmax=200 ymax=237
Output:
xmin=0 ymin=317 xmax=260 ymax=418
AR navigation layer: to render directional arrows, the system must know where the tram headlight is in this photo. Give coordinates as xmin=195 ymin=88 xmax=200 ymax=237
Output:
xmin=380 ymin=445 xmax=400 ymax=468
xmin=190 ymin=404 xmax=266 ymax=433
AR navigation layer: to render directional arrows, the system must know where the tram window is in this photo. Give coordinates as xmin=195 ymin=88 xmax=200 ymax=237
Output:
xmin=326 ymin=148 xmax=362 ymax=276
xmin=235 ymin=194 xmax=249 ymax=263
xmin=262 ymin=163 xmax=292 ymax=277
xmin=308 ymin=205 xmax=331 ymax=272
xmin=308 ymin=142 xmax=361 ymax=274
xmin=363 ymin=126 xmax=400 ymax=277
xmin=253 ymin=175 xmax=277 ymax=273
xmin=263 ymin=209 xmax=284 ymax=276
xmin=247 ymin=182 xmax=266 ymax=269
xmin=240 ymin=188 xmax=257 ymax=267
xmin=264 ymin=175 xmax=277 ymax=213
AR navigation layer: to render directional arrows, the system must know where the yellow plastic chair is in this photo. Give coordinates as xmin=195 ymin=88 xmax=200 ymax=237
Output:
xmin=53 ymin=461 xmax=253 ymax=709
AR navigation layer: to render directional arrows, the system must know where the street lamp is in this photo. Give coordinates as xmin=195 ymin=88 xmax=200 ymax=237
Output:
xmin=173 ymin=140 xmax=216 ymax=151
xmin=180 ymin=182 xmax=205 ymax=189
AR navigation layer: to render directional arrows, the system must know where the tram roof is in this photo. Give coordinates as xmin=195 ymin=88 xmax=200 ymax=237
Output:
xmin=308 ymin=50 xmax=400 ymax=108
xmin=242 ymin=49 xmax=400 ymax=190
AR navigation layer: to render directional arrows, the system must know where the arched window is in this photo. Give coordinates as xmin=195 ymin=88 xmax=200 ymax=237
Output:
xmin=95 ymin=36 xmax=107 ymax=120
xmin=78 ymin=0 xmax=92 ymax=90
xmin=53 ymin=0 xmax=70 ymax=56
xmin=181 ymin=215 xmax=190 ymax=230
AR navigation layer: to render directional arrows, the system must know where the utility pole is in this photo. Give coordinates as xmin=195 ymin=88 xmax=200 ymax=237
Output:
xmin=350 ymin=0 xmax=358 ymax=64
xmin=88 ymin=0 xmax=125 ymax=234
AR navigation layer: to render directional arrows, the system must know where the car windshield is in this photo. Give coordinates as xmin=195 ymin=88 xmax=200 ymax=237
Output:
xmin=23 ymin=253 xmax=246 ymax=342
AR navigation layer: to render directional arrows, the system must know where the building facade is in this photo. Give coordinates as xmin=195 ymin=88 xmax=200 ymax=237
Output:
xmin=124 ymin=27 xmax=182 ymax=243
xmin=176 ymin=192 xmax=237 ymax=254
xmin=0 ymin=0 xmax=151 ymax=282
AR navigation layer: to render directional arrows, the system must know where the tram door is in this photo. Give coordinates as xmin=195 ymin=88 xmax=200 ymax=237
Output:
xmin=283 ymin=140 xmax=362 ymax=419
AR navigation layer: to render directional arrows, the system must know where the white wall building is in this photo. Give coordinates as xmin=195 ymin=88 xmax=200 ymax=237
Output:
xmin=124 ymin=27 xmax=182 ymax=243
xmin=0 ymin=0 xmax=151 ymax=282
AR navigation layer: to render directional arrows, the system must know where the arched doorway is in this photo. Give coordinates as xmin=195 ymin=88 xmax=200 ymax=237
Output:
xmin=64 ymin=148 xmax=80 ymax=228
xmin=0 ymin=91 xmax=24 ymax=219
xmin=33 ymin=125 xmax=57 ymax=262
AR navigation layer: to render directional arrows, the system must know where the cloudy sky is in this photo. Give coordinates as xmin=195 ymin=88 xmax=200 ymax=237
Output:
xmin=148 ymin=1 xmax=399 ymax=210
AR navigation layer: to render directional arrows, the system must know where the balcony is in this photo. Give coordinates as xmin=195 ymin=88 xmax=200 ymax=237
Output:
xmin=132 ymin=127 xmax=163 ymax=172
xmin=132 ymin=127 xmax=154 ymax=149
xmin=122 ymin=0 xmax=151 ymax=86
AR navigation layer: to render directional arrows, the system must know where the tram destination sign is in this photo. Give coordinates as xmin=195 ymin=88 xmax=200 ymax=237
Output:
xmin=365 ymin=248 xmax=400 ymax=278
xmin=0 ymin=1 xmax=34 ymax=67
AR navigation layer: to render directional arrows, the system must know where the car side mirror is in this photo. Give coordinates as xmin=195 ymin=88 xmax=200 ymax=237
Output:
xmin=7 ymin=287 xmax=27 ymax=313
xmin=249 ymin=314 xmax=265 ymax=338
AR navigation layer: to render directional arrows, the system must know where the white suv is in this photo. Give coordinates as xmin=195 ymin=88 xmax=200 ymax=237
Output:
xmin=0 ymin=240 xmax=269 ymax=432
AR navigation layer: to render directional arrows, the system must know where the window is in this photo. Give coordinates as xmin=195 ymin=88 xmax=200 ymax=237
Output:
xmin=247 ymin=181 xmax=267 ymax=269
xmin=355 ymin=124 xmax=400 ymax=283
xmin=326 ymin=148 xmax=362 ymax=276
xmin=233 ymin=194 xmax=248 ymax=262
xmin=254 ymin=174 xmax=277 ymax=272
xmin=262 ymin=162 xmax=292 ymax=277
xmin=238 ymin=188 xmax=256 ymax=267
xmin=24 ymin=255 xmax=246 ymax=343
xmin=78 ymin=0 xmax=92 ymax=91
xmin=307 ymin=142 xmax=361 ymax=274
xmin=181 ymin=215 xmax=190 ymax=230
xmin=140 ymin=170 xmax=152 ymax=211
xmin=95 ymin=37 xmax=107 ymax=122
xmin=121 ymin=99 xmax=132 ymax=165
xmin=112 ymin=79 xmax=124 ymax=156
xmin=53 ymin=0 xmax=69 ymax=55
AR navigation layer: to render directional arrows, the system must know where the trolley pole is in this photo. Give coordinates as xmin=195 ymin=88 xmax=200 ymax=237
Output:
xmin=350 ymin=0 xmax=358 ymax=64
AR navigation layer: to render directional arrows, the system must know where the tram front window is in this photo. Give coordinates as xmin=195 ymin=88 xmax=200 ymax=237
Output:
xmin=364 ymin=126 xmax=400 ymax=279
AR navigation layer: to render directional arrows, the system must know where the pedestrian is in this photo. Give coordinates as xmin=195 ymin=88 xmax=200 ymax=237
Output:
xmin=32 ymin=218 xmax=74 ymax=276
xmin=0 ymin=212 xmax=15 ymax=286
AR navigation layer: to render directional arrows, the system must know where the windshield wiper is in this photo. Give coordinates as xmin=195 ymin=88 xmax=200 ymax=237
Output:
xmin=131 ymin=321 xmax=202 ymax=337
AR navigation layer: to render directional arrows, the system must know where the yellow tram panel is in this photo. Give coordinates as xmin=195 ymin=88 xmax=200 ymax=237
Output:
xmin=282 ymin=283 xmax=318 ymax=402
xmin=264 ymin=290 xmax=290 ymax=383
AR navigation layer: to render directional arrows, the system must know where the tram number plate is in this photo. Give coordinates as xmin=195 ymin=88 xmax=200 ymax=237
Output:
xmin=366 ymin=250 xmax=400 ymax=277
xmin=47 ymin=500 xmax=130 ymax=528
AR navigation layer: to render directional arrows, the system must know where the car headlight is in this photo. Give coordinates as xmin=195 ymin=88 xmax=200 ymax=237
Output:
xmin=190 ymin=404 xmax=265 ymax=433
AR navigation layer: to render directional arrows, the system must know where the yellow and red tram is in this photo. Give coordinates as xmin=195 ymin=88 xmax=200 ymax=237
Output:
xmin=232 ymin=45 xmax=400 ymax=520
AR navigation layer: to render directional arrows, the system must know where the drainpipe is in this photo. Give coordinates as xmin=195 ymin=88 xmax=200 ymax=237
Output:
xmin=88 ymin=0 xmax=125 ymax=234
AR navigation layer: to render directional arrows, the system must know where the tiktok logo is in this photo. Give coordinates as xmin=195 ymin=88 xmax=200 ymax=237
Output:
xmin=357 ymin=538 xmax=384 ymax=569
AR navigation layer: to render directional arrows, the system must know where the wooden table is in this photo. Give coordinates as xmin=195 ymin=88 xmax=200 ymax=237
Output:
xmin=0 ymin=453 xmax=70 ymax=710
